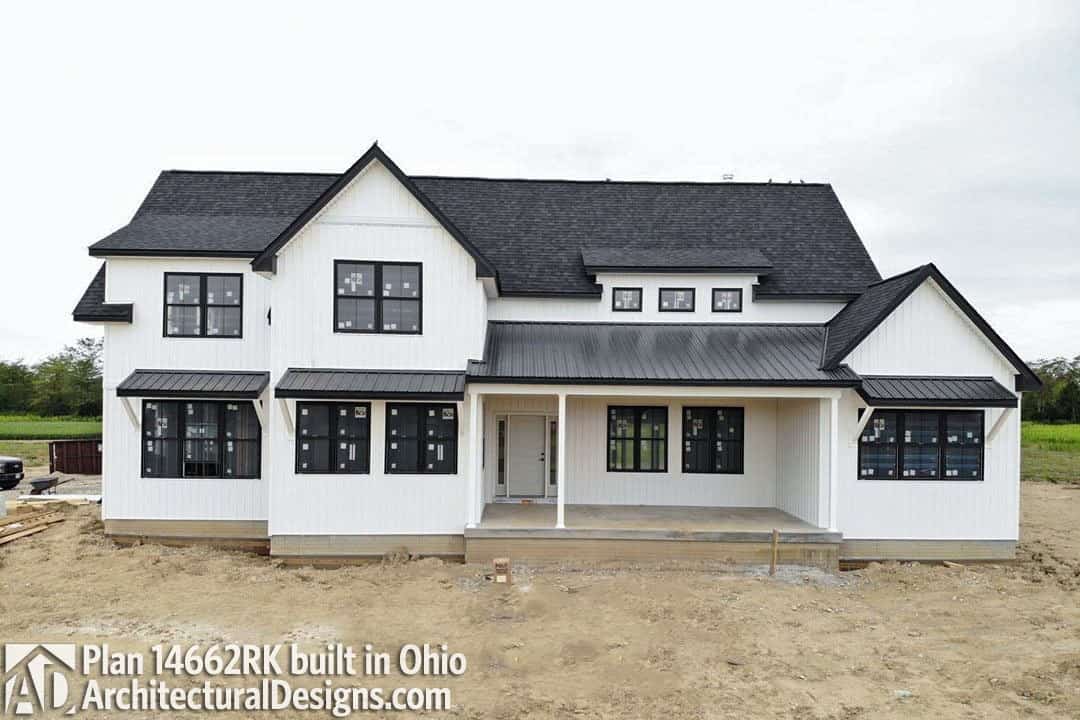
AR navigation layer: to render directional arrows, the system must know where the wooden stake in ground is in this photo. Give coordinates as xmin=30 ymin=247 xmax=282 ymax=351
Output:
xmin=493 ymin=557 xmax=512 ymax=584
xmin=770 ymin=529 xmax=779 ymax=576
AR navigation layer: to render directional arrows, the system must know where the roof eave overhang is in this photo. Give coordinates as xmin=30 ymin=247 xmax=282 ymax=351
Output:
xmin=753 ymin=288 xmax=861 ymax=302
xmin=116 ymin=388 xmax=264 ymax=399
xmin=498 ymin=288 xmax=603 ymax=299
xmin=89 ymin=248 xmax=258 ymax=259
xmin=73 ymin=305 xmax=133 ymax=324
xmin=275 ymin=389 xmax=464 ymax=401
xmin=854 ymin=389 xmax=1018 ymax=409
xmin=585 ymin=265 xmax=773 ymax=275
xmin=466 ymin=376 xmax=861 ymax=388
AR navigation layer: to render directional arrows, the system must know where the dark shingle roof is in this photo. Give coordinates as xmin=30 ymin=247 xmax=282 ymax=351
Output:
xmin=468 ymin=321 xmax=860 ymax=386
xmin=413 ymin=177 xmax=879 ymax=297
xmin=857 ymin=376 xmax=1017 ymax=408
xmin=821 ymin=265 xmax=930 ymax=370
xmin=117 ymin=370 xmax=269 ymax=398
xmin=88 ymin=152 xmax=882 ymax=298
xmin=580 ymin=247 xmax=773 ymax=274
xmin=72 ymin=263 xmax=132 ymax=322
xmin=275 ymin=369 xmax=465 ymax=399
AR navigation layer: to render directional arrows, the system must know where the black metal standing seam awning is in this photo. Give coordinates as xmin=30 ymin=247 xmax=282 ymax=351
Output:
xmin=467 ymin=322 xmax=861 ymax=386
xmin=117 ymin=370 xmax=270 ymax=399
xmin=275 ymin=369 xmax=467 ymax=400
xmin=856 ymin=376 xmax=1018 ymax=408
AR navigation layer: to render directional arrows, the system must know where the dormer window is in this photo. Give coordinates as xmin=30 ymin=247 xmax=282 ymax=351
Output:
xmin=658 ymin=288 xmax=695 ymax=312
xmin=612 ymin=287 xmax=642 ymax=312
xmin=712 ymin=288 xmax=743 ymax=313
xmin=334 ymin=261 xmax=422 ymax=334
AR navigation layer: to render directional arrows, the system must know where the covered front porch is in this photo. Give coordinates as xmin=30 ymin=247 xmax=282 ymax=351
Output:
xmin=458 ymin=321 xmax=850 ymax=567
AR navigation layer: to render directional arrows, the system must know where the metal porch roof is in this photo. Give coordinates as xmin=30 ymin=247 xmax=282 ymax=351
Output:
xmin=275 ymin=369 xmax=466 ymax=400
xmin=857 ymin=376 xmax=1017 ymax=408
xmin=117 ymin=370 xmax=270 ymax=398
xmin=468 ymin=322 xmax=860 ymax=386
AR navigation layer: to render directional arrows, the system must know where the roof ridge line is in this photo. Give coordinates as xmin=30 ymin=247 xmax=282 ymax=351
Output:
xmin=285 ymin=367 xmax=465 ymax=374
xmin=161 ymin=169 xmax=340 ymax=177
xmin=863 ymin=263 xmax=932 ymax=288
xmin=488 ymin=320 xmax=827 ymax=328
xmin=412 ymin=174 xmax=832 ymax=187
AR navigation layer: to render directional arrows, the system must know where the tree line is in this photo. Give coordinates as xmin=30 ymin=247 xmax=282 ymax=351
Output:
xmin=0 ymin=338 xmax=103 ymax=417
xmin=1023 ymin=356 xmax=1080 ymax=423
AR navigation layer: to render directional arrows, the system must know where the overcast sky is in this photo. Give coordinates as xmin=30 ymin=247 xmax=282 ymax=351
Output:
xmin=1 ymin=1 xmax=1077 ymax=364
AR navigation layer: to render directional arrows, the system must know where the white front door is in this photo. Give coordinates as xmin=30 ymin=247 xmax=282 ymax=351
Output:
xmin=508 ymin=415 xmax=546 ymax=497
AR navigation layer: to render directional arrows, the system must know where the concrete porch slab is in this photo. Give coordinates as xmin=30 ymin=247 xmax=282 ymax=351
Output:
xmin=470 ymin=504 xmax=840 ymax=544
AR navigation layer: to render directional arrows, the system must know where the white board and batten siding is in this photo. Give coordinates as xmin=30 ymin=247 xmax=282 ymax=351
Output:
xmin=776 ymin=399 xmax=824 ymax=526
xmin=562 ymin=397 xmax=781 ymax=507
xmin=101 ymin=257 xmax=271 ymax=523
xmin=269 ymin=160 xmax=488 ymax=376
xmin=267 ymin=159 xmax=486 ymax=536
xmin=488 ymin=273 xmax=845 ymax=323
xmin=837 ymin=279 xmax=1022 ymax=541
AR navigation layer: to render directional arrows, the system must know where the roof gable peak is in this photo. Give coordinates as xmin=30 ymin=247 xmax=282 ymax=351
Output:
xmin=249 ymin=144 xmax=497 ymax=279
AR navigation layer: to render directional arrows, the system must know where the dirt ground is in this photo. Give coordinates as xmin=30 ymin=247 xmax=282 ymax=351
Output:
xmin=1 ymin=483 xmax=1078 ymax=719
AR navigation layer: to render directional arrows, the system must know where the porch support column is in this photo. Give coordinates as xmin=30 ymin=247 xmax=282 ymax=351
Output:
xmin=556 ymin=392 xmax=567 ymax=529
xmin=467 ymin=390 xmax=482 ymax=528
xmin=828 ymin=395 xmax=840 ymax=532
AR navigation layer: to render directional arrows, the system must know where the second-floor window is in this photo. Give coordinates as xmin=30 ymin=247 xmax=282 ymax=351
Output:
xmin=612 ymin=287 xmax=643 ymax=312
xmin=659 ymin=288 xmax=695 ymax=312
xmin=712 ymin=288 xmax=743 ymax=312
xmin=164 ymin=273 xmax=243 ymax=338
xmin=334 ymin=261 xmax=422 ymax=334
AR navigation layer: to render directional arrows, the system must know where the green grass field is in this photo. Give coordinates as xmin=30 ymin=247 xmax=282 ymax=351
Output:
xmin=0 ymin=440 xmax=49 ymax=467
xmin=1022 ymin=422 xmax=1080 ymax=484
xmin=0 ymin=414 xmax=102 ymax=440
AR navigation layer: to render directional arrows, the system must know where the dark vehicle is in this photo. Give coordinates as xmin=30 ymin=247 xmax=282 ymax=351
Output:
xmin=0 ymin=456 xmax=24 ymax=490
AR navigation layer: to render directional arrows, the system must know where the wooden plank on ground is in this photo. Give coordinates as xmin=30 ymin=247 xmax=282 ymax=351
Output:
xmin=0 ymin=525 xmax=52 ymax=546
xmin=0 ymin=512 xmax=65 ymax=540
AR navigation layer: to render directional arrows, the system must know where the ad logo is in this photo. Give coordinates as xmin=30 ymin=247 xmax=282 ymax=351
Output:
xmin=3 ymin=644 xmax=77 ymax=716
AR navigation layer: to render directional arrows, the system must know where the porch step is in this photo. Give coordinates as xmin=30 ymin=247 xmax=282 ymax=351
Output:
xmin=491 ymin=496 xmax=557 ymax=505
xmin=465 ymin=526 xmax=842 ymax=544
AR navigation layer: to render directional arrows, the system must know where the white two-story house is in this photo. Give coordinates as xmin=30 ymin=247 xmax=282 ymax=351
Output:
xmin=73 ymin=144 xmax=1040 ymax=568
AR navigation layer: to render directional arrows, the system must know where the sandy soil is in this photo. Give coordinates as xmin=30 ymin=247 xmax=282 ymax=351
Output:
xmin=1 ymin=483 xmax=1078 ymax=719
xmin=1 ymin=466 xmax=101 ymax=506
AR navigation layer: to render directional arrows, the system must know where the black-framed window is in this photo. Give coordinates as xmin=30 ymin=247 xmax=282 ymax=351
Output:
xmin=334 ymin=261 xmax=421 ymax=334
xmin=683 ymin=407 xmax=744 ymax=473
xmin=658 ymin=288 xmax=695 ymax=312
xmin=163 ymin=273 xmax=243 ymax=338
xmin=858 ymin=410 xmax=984 ymax=481
xmin=608 ymin=406 xmax=667 ymax=472
xmin=386 ymin=403 xmax=458 ymax=474
xmin=712 ymin=288 xmax=743 ymax=313
xmin=142 ymin=400 xmax=260 ymax=478
xmin=612 ymin=287 xmax=642 ymax=312
xmin=295 ymin=402 xmax=371 ymax=474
